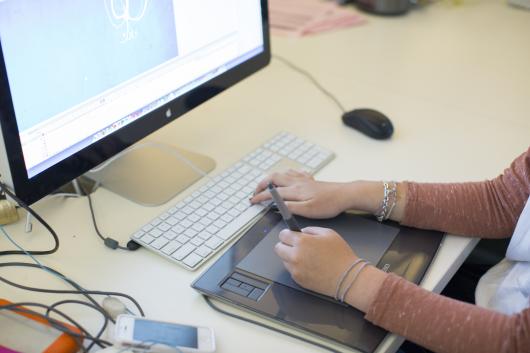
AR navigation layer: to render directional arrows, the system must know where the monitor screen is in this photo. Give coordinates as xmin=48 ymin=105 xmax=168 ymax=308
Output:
xmin=0 ymin=0 xmax=270 ymax=204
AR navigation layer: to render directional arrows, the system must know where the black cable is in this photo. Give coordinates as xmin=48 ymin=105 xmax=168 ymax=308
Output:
xmin=0 ymin=181 xmax=60 ymax=256
xmin=203 ymin=296 xmax=343 ymax=353
xmin=0 ymin=302 xmax=113 ymax=351
xmin=0 ymin=263 xmax=145 ymax=317
xmin=273 ymin=54 xmax=347 ymax=114
xmin=47 ymin=299 xmax=110 ymax=351
xmin=77 ymin=180 xmax=140 ymax=251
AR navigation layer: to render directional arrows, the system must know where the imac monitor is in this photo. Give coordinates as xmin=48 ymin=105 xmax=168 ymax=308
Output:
xmin=0 ymin=0 xmax=270 ymax=204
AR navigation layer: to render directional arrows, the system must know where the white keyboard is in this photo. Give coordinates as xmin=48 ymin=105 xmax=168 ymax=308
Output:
xmin=130 ymin=132 xmax=334 ymax=270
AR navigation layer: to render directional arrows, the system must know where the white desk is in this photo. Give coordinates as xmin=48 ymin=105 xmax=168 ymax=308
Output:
xmin=2 ymin=1 xmax=530 ymax=352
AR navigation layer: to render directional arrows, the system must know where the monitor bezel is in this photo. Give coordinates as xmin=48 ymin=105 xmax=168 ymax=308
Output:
xmin=0 ymin=1 xmax=270 ymax=205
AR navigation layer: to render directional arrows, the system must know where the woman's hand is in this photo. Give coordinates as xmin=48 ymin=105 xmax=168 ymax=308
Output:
xmin=250 ymin=170 xmax=353 ymax=219
xmin=251 ymin=170 xmax=407 ymax=222
xmin=274 ymin=226 xmax=357 ymax=297
xmin=275 ymin=226 xmax=389 ymax=312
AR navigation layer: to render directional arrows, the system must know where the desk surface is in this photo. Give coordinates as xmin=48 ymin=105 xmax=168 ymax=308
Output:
xmin=2 ymin=1 xmax=530 ymax=352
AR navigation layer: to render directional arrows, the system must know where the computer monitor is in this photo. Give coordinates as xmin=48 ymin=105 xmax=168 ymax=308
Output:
xmin=0 ymin=0 xmax=270 ymax=205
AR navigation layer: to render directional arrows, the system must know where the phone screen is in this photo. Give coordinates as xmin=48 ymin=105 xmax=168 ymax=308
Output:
xmin=133 ymin=319 xmax=198 ymax=348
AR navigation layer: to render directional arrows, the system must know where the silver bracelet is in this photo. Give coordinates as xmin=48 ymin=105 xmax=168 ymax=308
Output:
xmin=339 ymin=261 xmax=371 ymax=303
xmin=334 ymin=258 xmax=363 ymax=301
xmin=375 ymin=181 xmax=397 ymax=222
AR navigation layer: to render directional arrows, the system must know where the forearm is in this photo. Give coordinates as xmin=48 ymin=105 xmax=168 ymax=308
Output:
xmin=362 ymin=274 xmax=530 ymax=353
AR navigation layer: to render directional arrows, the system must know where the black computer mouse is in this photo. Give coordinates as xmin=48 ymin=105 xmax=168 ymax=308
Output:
xmin=342 ymin=108 xmax=394 ymax=140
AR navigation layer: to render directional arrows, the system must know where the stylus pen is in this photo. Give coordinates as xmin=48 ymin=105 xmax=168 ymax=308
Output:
xmin=268 ymin=182 xmax=302 ymax=232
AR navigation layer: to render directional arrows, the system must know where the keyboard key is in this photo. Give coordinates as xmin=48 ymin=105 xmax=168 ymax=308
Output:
xmin=198 ymin=231 xmax=213 ymax=240
xmin=162 ymin=241 xmax=182 ymax=255
xmin=180 ymin=219 xmax=192 ymax=228
xmin=203 ymin=202 xmax=215 ymax=211
xmin=214 ymin=206 xmax=227 ymax=215
xmin=213 ymin=220 xmax=227 ymax=229
xmin=228 ymin=208 xmax=240 ymax=217
xmin=157 ymin=223 xmax=171 ymax=232
xmin=204 ymin=191 xmax=216 ymax=199
xmin=235 ymin=203 xmax=249 ymax=212
xmin=149 ymin=228 xmax=163 ymax=238
xmin=195 ymin=245 xmax=212 ymax=258
xmin=218 ymin=192 xmax=230 ymax=201
xmin=206 ymin=212 xmax=219 ymax=221
xmin=174 ymin=212 xmax=186 ymax=220
xmin=177 ymin=234 xmax=191 ymax=243
xmin=183 ymin=229 xmax=197 ymax=238
xmin=195 ymin=208 xmax=208 ymax=217
xmin=191 ymin=237 xmax=204 ymax=247
xmin=163 ymin=230 xmax=178 ymax=240
xmin=172 ymin=244 xmax=196 ymax=261
xmin=206 ymin=225 xmax=220 ymax=234
xmin=211 ymin=197 xmax=223 ymax=206
xmin=192 ymin=223 xmax=205 ymax=232
xmin=172 ymin=225 xmax=185 ymax=234
xmin=166 ymin=217 xmax=180 ymax=226
xmin=205 ymin=236 xmax=223 ymax=250
xmin=132 ymin=231 xmax=144 ymax=239
xmin=199 ymin=217 xmax=213 ymax=227
xmin=150 ymin=218 xmax=162 ymax=227
xmin=141 ymin=234 xmax=155 ymax=244
xmin=151 ymin=237 xmax=169 ymax=250
xmin=223 ymin=201 xmax=235 ymax=209
xmin=183 ymin=253 xmax=203 ymax=268
xmin=142 ymin=224 xmax=153 ymax=232
xmin=189 ymin=201 xmax=201 ymax=210
xmin=188 ymin=214 xmax=200 ymax=223
xmin=182 ymin=206 xmax=194 ymax=215
xmin=221 ymin=214 xmax=234 ymax=223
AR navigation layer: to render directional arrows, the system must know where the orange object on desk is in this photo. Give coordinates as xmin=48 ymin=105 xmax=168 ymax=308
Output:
xmin=0 ymin=299 xmax=83 ymax=353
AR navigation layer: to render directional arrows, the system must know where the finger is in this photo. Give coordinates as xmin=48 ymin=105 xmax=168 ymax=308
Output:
xmin=274 ymin=241 xmax=296 ymax=262
xmin=285 ymin=169 xmax=306 ymax=177
xmin=249 ymin=189 xmax=272 ymax=204
xmin=253 ymin=172 xmax=294 ymax=196
xmin=274 ymin=186 xmax=306 ymax=202
xmin=278 ymin=229 xmax=301 ymax=246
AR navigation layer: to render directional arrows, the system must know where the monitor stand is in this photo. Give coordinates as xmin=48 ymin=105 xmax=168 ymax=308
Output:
xmin=83 ymin=141 xmax=216 ymax=206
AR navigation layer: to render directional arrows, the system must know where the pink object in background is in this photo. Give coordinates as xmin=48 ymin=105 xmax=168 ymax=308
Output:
xmin=269 ymin=0 xmax=365 ymax=37
xmin=0 ymin=346 xmax=21 ymax=353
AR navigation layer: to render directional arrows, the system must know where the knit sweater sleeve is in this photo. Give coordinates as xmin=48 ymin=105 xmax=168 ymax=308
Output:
xmin=365 ymin=274 xmax=530 ymax=353
xmin=401 ymin=147 xmax=530 ymax=238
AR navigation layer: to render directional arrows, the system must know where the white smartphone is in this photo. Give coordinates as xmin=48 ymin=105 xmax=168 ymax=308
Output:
xmin=114 ymin=315 xmax=215 ymax=353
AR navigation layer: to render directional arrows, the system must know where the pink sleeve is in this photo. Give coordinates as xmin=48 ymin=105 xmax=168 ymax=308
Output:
xmin=365 ymin=274 xmax=530 ymax=353
xmin=401 ymin=147 xmax=530 ymax=238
